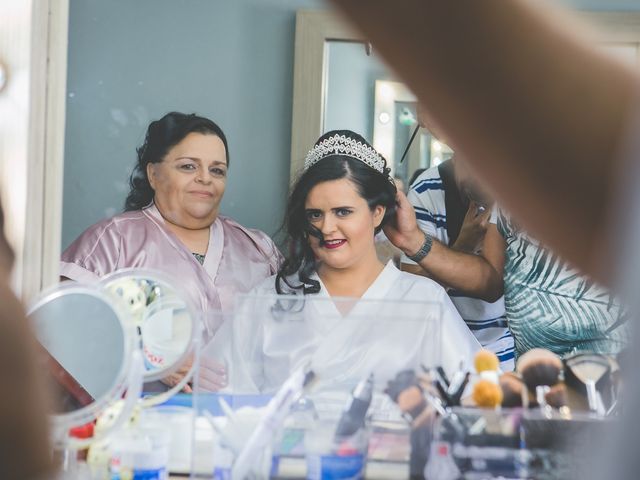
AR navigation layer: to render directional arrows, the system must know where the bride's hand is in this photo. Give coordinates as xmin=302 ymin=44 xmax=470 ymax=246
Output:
xmin=161 ymin=356 xmax=227 ymax=393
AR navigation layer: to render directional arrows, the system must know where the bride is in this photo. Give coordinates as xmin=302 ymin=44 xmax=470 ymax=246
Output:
xmin=219 ymin=130 xmax=481 ymax=393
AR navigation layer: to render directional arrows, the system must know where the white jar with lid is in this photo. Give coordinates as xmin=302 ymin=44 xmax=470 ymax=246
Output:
xmin=142 ymin=406 xmax=193 ymax=473
xmin=109 ymin=425 xmax=170 ymax=480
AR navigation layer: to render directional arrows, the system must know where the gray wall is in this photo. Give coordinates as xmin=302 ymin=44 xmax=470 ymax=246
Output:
xmin=63 ymin=0 xmax=640 ymax=249
xmin=63 ymin=0 xmax=321 ymax=249
xmin=324 ymin=42 xmax=388 ymax=142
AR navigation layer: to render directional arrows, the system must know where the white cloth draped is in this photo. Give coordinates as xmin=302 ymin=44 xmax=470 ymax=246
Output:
xmin=211 ymin=261 xmax=481 ymax=394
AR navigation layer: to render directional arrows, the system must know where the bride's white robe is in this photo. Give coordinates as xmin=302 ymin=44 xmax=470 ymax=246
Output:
xmin=215 ymin=261 xmax=481 ymax=394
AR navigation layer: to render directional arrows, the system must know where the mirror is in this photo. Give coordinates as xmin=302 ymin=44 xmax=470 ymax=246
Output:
xmin=100 ymin=269 xmax=199 ymax=401
xmin=290 ymin=13 xmax=459 ymax=192
xmin=323 ymin=41 xmax=448 ymax=191
xmin=28 ymin=271 xmax=197 ymax=448
xmin=27 ymin=283 xmax=137 ymax=443
xmin=290 ymin=10 xmax=640 ymax=193
xmin=57 ymin=1 xmax=316 ymax=265
xmin=16 ymin=6 xmax=640 ymax=299
xmin=372 ymin=80 xmax=453 ymax=179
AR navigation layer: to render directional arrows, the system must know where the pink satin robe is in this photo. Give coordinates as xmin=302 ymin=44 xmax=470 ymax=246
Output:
xmin=60 ymin=204 xmax=283 ymax=327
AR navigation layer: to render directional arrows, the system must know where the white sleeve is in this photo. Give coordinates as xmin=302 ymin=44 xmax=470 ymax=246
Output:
xmin=209 ymin=285 xmax=274 ymax=395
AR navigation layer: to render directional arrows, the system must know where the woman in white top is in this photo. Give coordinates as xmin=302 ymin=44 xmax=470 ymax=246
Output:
xmin=223 ymin=130 xmax=480 ymax=393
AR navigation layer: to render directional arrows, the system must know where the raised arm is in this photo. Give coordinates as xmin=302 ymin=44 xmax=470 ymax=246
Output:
xmin=402 ymin=232 xmax=504 ymax=302
xmin=388 ymin=191 xmax=504 ymax=302
xmin=329 ymin=0 xmax=638 ymax=285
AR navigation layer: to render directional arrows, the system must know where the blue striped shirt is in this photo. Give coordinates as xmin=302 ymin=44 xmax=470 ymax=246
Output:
xmin=403 ymin=165 xmax=516 ymax=370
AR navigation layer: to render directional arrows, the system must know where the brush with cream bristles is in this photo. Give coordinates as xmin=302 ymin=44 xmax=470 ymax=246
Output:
xmin=516 ymin=348 xmax=563 ymax=394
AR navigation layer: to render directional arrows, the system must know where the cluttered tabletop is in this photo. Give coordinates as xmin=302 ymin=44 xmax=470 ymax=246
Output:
xmin=159 ymin=347 xmax=619 ymax=479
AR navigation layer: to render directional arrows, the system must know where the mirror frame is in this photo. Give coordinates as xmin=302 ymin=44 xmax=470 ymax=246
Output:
xmin=11 ymin=7 xmax=640 ymax=301
xmin=27 ymin=282 xmax=137 ymax=442
xmin=289 ymin=10 xmax=364 ymax=180
xmin=290 ymin=9 xmax=640 ymax=183
xmin=1 ymin=1 xmax=68 ymax=302
xmin=99 ymin=268 xmax=200 ymax=385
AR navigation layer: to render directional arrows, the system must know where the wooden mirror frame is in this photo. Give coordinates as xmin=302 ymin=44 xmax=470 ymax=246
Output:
xmin=289 ymin=10 xmax=640 ymax=182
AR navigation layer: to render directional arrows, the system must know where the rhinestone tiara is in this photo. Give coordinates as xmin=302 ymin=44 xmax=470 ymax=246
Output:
xmin=304 ymin=134 xmax=386 ymax=175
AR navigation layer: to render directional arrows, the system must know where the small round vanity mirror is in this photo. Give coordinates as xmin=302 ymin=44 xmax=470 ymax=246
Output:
xmin=100 ymin=269 xmax=199 ymax=405
xmin=28 ymin=283 xmax=138 ymax=446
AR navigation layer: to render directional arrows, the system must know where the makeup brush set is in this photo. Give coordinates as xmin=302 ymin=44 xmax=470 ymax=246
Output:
xmin=384 ymin=348 xmax=625 ymax=479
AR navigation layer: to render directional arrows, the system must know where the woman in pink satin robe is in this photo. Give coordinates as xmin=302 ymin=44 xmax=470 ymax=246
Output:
xmin=61 ymin=112 xmax=282 ymax=321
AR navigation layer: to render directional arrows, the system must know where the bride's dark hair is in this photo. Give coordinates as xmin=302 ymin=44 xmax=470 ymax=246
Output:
xmin=275 ymin=130 xmax=397 ymax=295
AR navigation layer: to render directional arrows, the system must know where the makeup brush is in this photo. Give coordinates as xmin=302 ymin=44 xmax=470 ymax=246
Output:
xmin=544 ymin=382 xmax=569 ymax=409
xmin=397 ymin=385 xmax=428 ymax=420
xmin=499 ymin=371 xmax=525 ymax=408
xmin=474 ymin=349 xmax=500 ymax=373
xmin=563 ymin=353 xmax=611 ymax=414
xmin=385 ymin=369 xmax=419 ymax=402
xmin=334 ymin=374 xmax=374 ymax=438
xmin=516 ymin=348 xmax=563 ymax=392
xmin=472 ymin=379 xmax=503 ymax=408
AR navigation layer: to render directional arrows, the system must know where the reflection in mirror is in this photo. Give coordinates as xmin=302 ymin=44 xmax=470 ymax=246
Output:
xmin=324 ymin=41 xmax=452 ymax=192
xmin=28 ymin=287 xmax=126 ymax=415
xmin=324 ymin=41 xmax=387 ymax=137
xmin=141 ymin=297 xmax=192 ymax=373
xmin=101 ymin=271 xmax=196 ymax=386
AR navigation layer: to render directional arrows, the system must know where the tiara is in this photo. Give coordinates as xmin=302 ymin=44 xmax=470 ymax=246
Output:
xmin=304 ymin=134 xmax=386 ymax=174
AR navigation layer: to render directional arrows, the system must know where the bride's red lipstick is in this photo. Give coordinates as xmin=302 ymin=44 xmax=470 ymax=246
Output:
xmin=322 ymin=239 xmax=346 ymax=249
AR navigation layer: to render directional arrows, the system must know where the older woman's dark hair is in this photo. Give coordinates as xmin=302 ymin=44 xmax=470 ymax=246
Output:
xmin=276 ymin=130 xmax=397 ymax=295
xmin=125 ymin=112 xmax=229 ymax=211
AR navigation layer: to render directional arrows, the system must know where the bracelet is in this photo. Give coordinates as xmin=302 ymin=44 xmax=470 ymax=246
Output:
xmin=407 ymin=232 xmax=433 ymax=263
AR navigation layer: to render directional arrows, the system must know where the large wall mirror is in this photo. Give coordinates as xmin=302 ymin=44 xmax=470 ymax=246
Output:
xmin=17 ymin=0 xmax=326 ymax=300
xmin=8 ymin=4 xmax=640 ymax=300
xmin=322 ymin=41 xmax=446 ymax=191
xmin=290 ymin=10 xmax=640 ymax=191
xmin=323 ymin=41 xmax=449 ymax=191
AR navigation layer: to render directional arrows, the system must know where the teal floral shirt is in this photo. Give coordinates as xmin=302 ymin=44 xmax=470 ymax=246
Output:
xmin=497 ymin=213 xmax=628 ymax=358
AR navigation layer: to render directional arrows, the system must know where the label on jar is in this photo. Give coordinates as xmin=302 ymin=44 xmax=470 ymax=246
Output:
xmin=212 ymin=466 xmax=232 ymax=480
xmin=306 ymin=453 xmax=365 ymax=480
xmin=110 ymin=466 xmax=167 ymax=480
